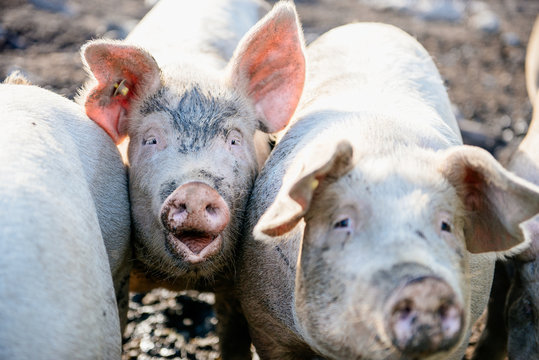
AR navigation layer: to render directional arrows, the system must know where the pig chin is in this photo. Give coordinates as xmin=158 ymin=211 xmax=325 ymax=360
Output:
xmin=164 ymin=230 xmax=224 ymax=264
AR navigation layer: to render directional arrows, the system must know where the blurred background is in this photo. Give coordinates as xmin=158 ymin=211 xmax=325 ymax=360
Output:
xmin=1 ymin=0 xmax=537 ymax=359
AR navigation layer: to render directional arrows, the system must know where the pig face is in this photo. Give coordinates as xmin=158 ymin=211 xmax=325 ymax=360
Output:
xmin=81 ymin=2 xmax=305 ymax=280
xmin=127 ymin=79 xmax=261 ymax=277
xmin=256 ymin=134 xmax=539 ymax=359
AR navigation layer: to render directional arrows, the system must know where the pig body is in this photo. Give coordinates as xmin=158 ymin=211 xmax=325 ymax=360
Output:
xmin=472 ymin=17 xmax=539 ymax=360
xmin=80 ymin=1 xmax=306 ymax=358
xmin=238 ymin=23 xmax=539 ymax=360
xmin=0 ymin=82 xmax=130 ymax=359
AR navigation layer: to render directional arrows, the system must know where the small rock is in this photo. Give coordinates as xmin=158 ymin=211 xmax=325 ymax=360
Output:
xmin=502 ymin=32 xmax=521 ymax=47
xmin=469 ymin=2 xmax=500 ymax=34
xmin=104 ymin=22 xmax=129 ymax=40
xmin=499 ymin=114 xmax=512 ymax=128
xmin=159 ymin=347 xmax=177 ymax=357
xmin=502 ymin=128 xmax=514 ymax=142
xmin=513 ymin=119 xmax=529 ymax=136
xmin=28 ymin=0 xmax=73 ymax=15
xmin=140 ymin=337 xmax=155 ymax=352
xmin=142 ymin=292 xmax=160 ymax=306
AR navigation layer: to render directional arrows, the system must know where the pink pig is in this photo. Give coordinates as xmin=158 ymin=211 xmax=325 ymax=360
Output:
xmin=79 ymin=1 xmax=305 ymax=358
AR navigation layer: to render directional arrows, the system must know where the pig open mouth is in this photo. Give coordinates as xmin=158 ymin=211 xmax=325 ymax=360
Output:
xmin=158 ymin=182 xmax=231 ymax=265
xmin=165 ymin=230 xmax=223 ymax=264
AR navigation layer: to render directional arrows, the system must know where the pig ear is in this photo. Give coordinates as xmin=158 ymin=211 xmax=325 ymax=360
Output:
xmin=81 ymin=40 xmax=161 ymax=144
xmin=227 ymin=1 xmax=305 ymax=133
xmin=440 ymin=145 xmax=539 ymax=254
xmin=255 ymin=140 xmax=354 ymax=237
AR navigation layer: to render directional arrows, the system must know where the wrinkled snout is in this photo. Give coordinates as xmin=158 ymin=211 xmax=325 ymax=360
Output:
xmin=160 ymin=182 xmax=230 ymax=263
xmin=385 ymin=276 xmax=464 ymax=357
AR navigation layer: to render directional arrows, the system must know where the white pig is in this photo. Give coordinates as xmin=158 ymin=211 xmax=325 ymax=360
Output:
xmin=237 ymin=23 xmax=539 ymax=360
xmin=0 ymin=78 xmax=130 ymax=359
xmin=79 ymin=1 xmax=305 ymax=358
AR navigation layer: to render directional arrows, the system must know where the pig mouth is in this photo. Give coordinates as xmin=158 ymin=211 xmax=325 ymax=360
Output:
xmin=165 ymin=230 xmax=223 ymax=264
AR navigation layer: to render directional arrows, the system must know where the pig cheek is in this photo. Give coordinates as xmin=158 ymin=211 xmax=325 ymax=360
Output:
xmin=228 ymin=139 xmax=252 ymax=164
xmin=128 ymin=157 xmax=167 ymax=233
xmin=438 ymin=221 xmax=466 ymax=267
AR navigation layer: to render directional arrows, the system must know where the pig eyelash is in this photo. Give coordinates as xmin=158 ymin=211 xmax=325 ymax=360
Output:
xmin=441 ymin=221 xmax=451 ymax=233
xmin=143 ymin=136 xmax=157 ymax=146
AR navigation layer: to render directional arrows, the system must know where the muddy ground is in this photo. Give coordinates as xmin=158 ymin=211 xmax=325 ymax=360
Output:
xmin=1 ymin=0 xmax=538 ymax=359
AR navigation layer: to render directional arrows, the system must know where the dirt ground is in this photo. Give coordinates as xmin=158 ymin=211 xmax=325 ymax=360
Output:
xmin=1 ymin=0 xmax=538 ymax=359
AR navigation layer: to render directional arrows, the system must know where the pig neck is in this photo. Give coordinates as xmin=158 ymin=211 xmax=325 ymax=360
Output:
xmin=126 ymin=0 xmax=266 ymax=70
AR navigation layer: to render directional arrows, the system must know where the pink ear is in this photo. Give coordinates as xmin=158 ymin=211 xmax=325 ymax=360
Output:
xmin=255 ymin=140 xmax=354 ymax=238
xmin=81 ymin=40 xmax=161 ymax=144
xmin=440 ymin=146 xmax=539 ymax=254
xmin=228 ymin=1 xmax=305 ymax=133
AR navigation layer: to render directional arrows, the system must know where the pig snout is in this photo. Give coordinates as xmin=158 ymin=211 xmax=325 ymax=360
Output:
xmin=160 ymin=182 xmax=230 ymax=264
xmin=385 ymin=276 xmax=464 ymax=357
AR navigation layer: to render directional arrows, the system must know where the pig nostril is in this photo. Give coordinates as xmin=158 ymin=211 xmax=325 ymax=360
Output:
xmin=205 ymin=204 xmax=217 ymax=215
xmin=438 ymin=303 xmax=449 ymax=318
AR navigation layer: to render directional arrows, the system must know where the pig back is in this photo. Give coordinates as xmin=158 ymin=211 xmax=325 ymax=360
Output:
xmin=0 ymin=84 xmax=122 ymax=358
xmin=296 ymin=23 xmax=462 ymax=149
xmin=126 ymin=0 xmax=270 ymax=70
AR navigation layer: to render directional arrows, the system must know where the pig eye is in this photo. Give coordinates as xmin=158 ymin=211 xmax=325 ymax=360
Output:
xmin=227 ymin=130 xmax=242 ymax=148
xmin=441 ymin=221 xmax=451 ymax=233
xmin=334 ymin=218 xmax=351 ymax=229
xmin=143 ymin=136 xmax=157 ymax=146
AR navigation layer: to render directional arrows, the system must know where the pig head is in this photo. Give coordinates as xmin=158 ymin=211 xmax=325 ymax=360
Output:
xmin=79 ymin=1 xmax=305 ymax=285
xmin=256 ymin=136 xmax=539 ymax=360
